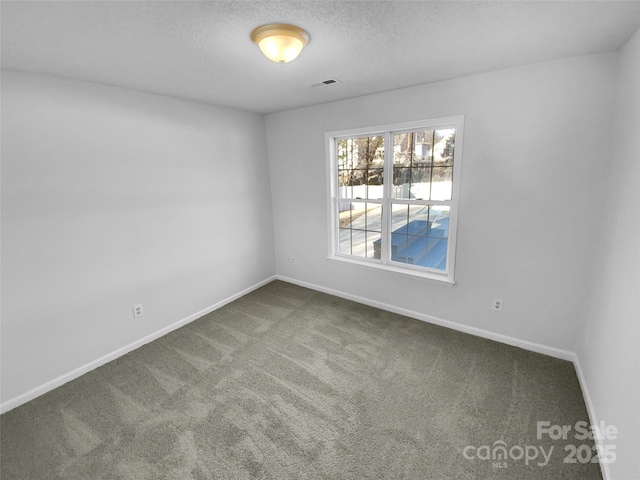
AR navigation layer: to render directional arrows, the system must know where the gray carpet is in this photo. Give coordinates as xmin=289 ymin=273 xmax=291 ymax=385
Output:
xmin=1 ymin=280 xmax=602 ymax=479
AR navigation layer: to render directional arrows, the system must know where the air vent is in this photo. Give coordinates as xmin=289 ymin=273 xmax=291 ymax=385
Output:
xmin=309 ymin=78 xmax=341 ymax=88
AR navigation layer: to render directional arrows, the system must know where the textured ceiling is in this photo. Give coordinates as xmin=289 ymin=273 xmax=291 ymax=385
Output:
xmin=2 ymin=1 xmax=639 ymax=114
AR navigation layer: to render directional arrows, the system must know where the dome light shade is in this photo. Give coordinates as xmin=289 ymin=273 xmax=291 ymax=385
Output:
xmin=250 ymin=24 xmax=309 ymax=63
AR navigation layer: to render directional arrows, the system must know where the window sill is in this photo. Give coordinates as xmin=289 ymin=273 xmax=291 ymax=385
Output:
xmin=326 ymin=255 xmax=456 ymax=287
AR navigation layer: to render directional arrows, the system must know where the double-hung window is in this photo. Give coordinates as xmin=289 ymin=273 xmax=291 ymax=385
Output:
xmin=326 ymin=116 xmax=464 ymax=284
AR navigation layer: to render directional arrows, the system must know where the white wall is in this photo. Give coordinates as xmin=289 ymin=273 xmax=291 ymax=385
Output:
xmin=577 ymin=29 xmax=640 ymax=480
xmin=0 ymin=70 xmax=275 ymax=406
xmin=266 ymin=52 xmax=618 ymax=355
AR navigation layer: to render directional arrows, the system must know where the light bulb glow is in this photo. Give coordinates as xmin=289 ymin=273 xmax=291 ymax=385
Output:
xmin=251 ymin=24 xmax=309 ymax=64
xmin=258 ymin=36 xmax=304 ymax=63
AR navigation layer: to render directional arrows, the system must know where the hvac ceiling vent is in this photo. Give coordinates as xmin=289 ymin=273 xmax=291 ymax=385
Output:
xmin=309 ymin=78 xmax=341 ymax=88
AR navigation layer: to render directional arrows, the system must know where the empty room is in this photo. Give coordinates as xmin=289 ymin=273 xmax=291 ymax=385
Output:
xmin=1 ymin=1 xmax=638 ymax=479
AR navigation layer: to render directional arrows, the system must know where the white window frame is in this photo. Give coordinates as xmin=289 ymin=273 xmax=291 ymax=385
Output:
xmin=326 ymin=116 xmax=464 ymax=285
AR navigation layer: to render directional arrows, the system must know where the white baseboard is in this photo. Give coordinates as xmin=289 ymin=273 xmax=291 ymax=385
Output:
xmin=277 ymin=275 xmax=574 ymax=361
xmin=0 ymin=275 xmax=276 ymax=415
xmin=572 ymin=352 xmax=611 ymax=480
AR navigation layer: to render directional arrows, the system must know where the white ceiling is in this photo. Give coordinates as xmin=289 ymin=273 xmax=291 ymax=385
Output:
xmin=2 ymin=1 xmax=639 ymax=114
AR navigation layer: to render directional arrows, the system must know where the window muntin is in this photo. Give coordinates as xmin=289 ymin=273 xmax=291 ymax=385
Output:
xmin=328 ymin=117 xmax=463 ymax=283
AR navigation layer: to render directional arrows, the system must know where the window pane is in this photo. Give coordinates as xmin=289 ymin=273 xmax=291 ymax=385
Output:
xmin=338 ymin=170 xmax=352 ymax=198
xmin=413 ymin=130 xmax=434 ymax=166
xmin=392 ymin=167 xmax=411 ymax=198
xmin=410 ymin=167 xmax=431 ymax=200
xmin=392 ymin=128 xmax=456 ymax=200
xmin=338 ymin=228 xmax=351 ymax=254
xmin=425 ymin=237 xmax=447 ymax=271
xmin=406 ymin=236 xmax=428 ymax=265
xmin=391 ymin=205 xmax=429 ymax=266
xmin=395 ymin=166 xmax=432 ymax=199
xmin=391 ymin=204 xmax=409 ymax=234
xmin=393 ymin=133 xmax=412 ymax=199
xmin=337 ymin=136 xmax=384 ymax=199
xmin=338 ymin=202 xmax=383 ymax=261
xmin=337 ymin=139 xmax=349 ymax=170
xmin=366 ymin=204 xmax=382 ymax=232
xmin=408 ymin=205 xmax=429 ymax=236
xmin=424 ymin=206 xmax=450 ymax=271
xmin=367 ymin=232 xmax=381 ymax=259
xmin=351 ymin=229 xmax=367 ymax=258
xmin=390 ymin=204 xmax=449 ymax=270
xmin=349 ymin=169 xmax=366 ymax=199
xmin=337 ymin=139 xmax=357 ymax=170
xmin=434 ymin=129 xmax=455 ymax=166
xmin=428 ymin=206 xmax=450 ymax=238
xmin=366 ymin=168 xmax=384 ymax=199
xmin=431 ymin=167 xmax=453 ymax=201
xmin=395 ymin=130 xmax=436 ymax=167
xmin=348 ymin=201 xmax=367 ymax=230
xmin=338 ymin=202 xmax=353 ymax=228
xmin=390 ymin=232 xmax=408 ymax=263
xmin=393 ymin=133 xmax=412 ymax=167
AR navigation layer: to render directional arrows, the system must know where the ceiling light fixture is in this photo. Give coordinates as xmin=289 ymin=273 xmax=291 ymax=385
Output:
xmin=250 ymin=24 xmax=309 ymax=64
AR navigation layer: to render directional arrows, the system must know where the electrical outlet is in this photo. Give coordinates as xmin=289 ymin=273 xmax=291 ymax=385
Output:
xmin=132 ymin=304 xmax=143 ymax=318
xmin=492 ymin=298 xmax=504 ymax=312
xmin=291 ymin=257 xmax=296 ymax=264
